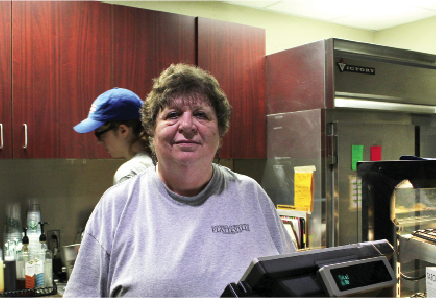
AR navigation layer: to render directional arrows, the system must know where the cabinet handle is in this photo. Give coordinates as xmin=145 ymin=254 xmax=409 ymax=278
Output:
xmin=23 ymin=124 xmax=28 ymax=149
xmin=0 ymin=124 xmax=3 ymax=149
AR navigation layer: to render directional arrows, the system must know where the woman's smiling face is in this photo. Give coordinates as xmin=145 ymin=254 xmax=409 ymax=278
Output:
xmin=153 ymin=94 xmax=220 ymax=167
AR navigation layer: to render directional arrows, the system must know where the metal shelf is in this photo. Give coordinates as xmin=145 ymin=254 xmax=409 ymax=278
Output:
xmin=398 ymin=234 xmax=436 ymax=264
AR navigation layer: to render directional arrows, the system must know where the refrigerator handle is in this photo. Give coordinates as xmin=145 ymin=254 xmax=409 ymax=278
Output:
xmin=327 ymin=122 xmax=339 ymax=247
xmin=327 ymin=123 xmax=338 ymax=165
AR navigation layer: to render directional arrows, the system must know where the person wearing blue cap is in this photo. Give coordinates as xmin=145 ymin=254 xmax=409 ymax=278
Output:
xmin=74 ymin=87 xmax=153 ymax=184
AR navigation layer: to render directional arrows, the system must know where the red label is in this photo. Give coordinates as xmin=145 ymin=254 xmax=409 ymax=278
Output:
xmin=371 ymin=146 xmax=381 ymax=161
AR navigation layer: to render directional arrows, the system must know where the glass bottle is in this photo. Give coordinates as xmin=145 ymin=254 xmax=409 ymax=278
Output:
xmin=39 ymin=222 xmax=53 ymax=287
xmin=27 ymin=199 xmax=41 ymax=259
xmin=16 ymin=228 xmax=27 ymax=290
xmin=0 ymin=247 xmax=4 ymax=293
xmin=4 ymin=241 xmax=16 ymax=292
xmin=23 ymin=228 xmax=35 ymax=289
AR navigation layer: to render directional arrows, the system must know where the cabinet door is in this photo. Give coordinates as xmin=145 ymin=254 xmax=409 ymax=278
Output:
xmin=59 ymin=1 xmax=111 ymax=158
xmin=12 ymin=1 xmax=59 ymax=158
xmin=197 ymin=17 xmax=267 ymax=159
xmin=0 ymin=1 xmax=12 ymax=159
xmin=113 ymin=5 xmax=196 ymax=100
xmin=13 ymin=1 xmax=112 ymax=158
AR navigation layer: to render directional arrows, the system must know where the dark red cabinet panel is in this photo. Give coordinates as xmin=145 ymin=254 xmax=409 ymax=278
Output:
xmin=7 ymin=3 xmax=265 ymax=159
xmin=59 ymin=1 xmax=111 ymax=158
xmin=112 ymin=5 xmax=196 ymax=100
xmin=0 ymin=1 xmax=12 ymax=159
xmin=12 ymin=1 xmax=111 ymax=158
xmin=197 ymin=17 xmax=267 ymax=159
xmin=12 ymin=1 xmax=59 ymax=158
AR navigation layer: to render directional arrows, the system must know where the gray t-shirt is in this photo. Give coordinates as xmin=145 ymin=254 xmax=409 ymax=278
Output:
xmin=64 ymin=164 xmax=296 ymax=297
xmin=113 ymin=151 xmax=153 ymax=185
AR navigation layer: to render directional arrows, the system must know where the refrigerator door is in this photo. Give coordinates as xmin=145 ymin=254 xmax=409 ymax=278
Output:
xmin=334 ymin=120 xmax=415 ymax=246
xmin=264 ymin=109 xmax=325 ymax=249
xmin=264 ymin=108 xmax=416 ymax=249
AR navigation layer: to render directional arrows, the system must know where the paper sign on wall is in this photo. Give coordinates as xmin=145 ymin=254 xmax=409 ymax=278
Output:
xmin=349 ymin=175 xmax=362 ymax=209
xmin=371 ymin=145 xmax=381 ymax=161
xmin=294 ymin=165 xmax=316 ymax=212
xmin=351 ymin=145 xmax=364 ymax=171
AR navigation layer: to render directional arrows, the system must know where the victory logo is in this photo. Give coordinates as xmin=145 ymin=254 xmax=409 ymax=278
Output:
xmin=337 ymin=59 xmax=375 ymax=75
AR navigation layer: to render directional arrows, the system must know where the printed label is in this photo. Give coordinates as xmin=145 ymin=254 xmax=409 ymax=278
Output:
xmin=25 ymin=260 xmax=35 ymax=277
xmin=211 ymin=224 xmax=250 ymax=234
xmin=34 ymin=258 xmax=42 ymax=275
xmin=337 ymin=59 xmax=375 ymax=75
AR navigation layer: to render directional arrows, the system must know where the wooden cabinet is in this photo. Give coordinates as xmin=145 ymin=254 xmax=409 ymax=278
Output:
xmin=12 ymin=1 xmax=111 ymax=158
xmin=197 ymin=17 xmax=267 ymax=159
xmin=112 ymin=12 xmax=266 ymax=159
xmin=0 ymin=1 xmax=12 ymax=159
xmin=2 ymin=3 xmax=265 ymax=159
xmin=58 ymin=1 xmax=111 ymax=158
xmin=112 ymin=5 xmax=196 ymax=100
xmin=13 ymin=1 xmax=59 ymax=158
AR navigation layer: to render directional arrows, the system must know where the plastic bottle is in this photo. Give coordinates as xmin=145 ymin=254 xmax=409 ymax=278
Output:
xmin=27 ymin=199 xmax=41 ymax=258
xmin=15 ymin=228 xmax=28 ymax=290
xmin=4 ymin=241 xmax=16 ymax=292
xmin=38 ymin=222 xmax=53 ymax=288
xmin=33 ymin=222 xmax=45 ymax=288
xmin=22 ymin=226 xmax=35 ymax=289
xmin=0 ymin=248 xmax=4 ymax=293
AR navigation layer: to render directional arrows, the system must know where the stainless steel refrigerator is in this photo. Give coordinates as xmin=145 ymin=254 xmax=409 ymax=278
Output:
xmin=262 ymin=38 xmax=436 ymax=249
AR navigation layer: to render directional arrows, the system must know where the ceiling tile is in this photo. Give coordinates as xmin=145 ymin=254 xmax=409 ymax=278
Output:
xmin=223 ymin=1 xmax=280 ymax=9
xmin=332 ymin=3 xmax=436 ymax=30
xmin=264 ymin=0 xmax=369 ymax=21
xmin=221 ymin=0 xmax=436 ymax=31
xmin=407 ymin=0 xmax=436 ymax=11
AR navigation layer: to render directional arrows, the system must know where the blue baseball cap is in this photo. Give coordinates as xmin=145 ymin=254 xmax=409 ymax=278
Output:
xmin=74 ymin=88 xmax=143 ymax=133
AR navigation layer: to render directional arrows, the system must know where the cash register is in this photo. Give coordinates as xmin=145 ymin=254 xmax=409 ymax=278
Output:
xmin=221 ymin=240 xmax=396 ymax=297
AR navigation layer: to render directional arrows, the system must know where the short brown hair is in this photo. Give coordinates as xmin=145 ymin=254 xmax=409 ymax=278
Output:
xmin=142 ymin=63 xmax=232 ymax=138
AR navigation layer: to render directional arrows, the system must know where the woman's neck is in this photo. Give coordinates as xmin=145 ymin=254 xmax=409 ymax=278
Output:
xmin=156 ymin=162 xmax=213 ymax=197
xmin=124 ymin=140 xmax=148 ymax=160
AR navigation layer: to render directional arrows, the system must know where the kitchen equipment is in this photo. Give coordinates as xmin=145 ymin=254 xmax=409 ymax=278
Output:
xmin=264 ymin=38 xmax=436 ymax=250
xmin=222 ymin=239 xmax=395 ymax=297
xmin=61 ymin=245 xmax=80 ymax=281
xmin=357 ymin=160 xmax=436 ymax=297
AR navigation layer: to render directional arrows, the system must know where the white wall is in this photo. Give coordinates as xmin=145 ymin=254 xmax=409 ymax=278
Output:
xmin=375 ymin=16 xmax=436 ymax=55
xmin=105 ymin=1 xmax=436 ymax=56
xmin=104 ymin=1 xmax=375 ymax=55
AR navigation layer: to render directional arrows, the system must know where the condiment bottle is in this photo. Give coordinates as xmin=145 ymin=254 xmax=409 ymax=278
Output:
xmin=4 ymin=241 xmax=16 ymax=292
xmin=27 ymin=199 xmax=41 ymax=258
xmin=16 ymin=228 xmax=28 ymax=290
xmin=23 ymin=228 xmax=35 ymax=289
xmin=39 ymin=222 xmax=53 ymax=287
xmin=0 ymin=247 xmax=4 ymax=293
